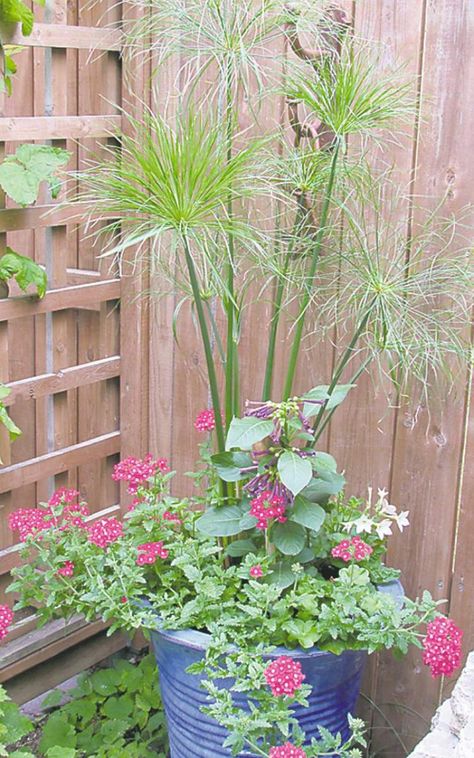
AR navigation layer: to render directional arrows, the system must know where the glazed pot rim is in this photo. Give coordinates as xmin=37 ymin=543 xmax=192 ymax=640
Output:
xmin=142 ymin=578 xmax=404 ymax=656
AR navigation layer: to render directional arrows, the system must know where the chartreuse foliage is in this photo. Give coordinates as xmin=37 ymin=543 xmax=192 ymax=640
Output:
xmin=0 ymin=383 xmax=21 ymax=461
xmin=0 ymin=248 xmax=47 ymax=297
xmin=4 ymin=655 xmax=168 ymax=758
xmin=0 ymin=0 xmax=45 ymax=95
xmin=0 ymin=144 xmax=70 ymax=206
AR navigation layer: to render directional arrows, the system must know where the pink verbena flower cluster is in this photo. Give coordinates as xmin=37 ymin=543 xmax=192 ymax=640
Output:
xmin=87 ymin=517 xmax=123 ymax=548
xmin=422 ymin=616 xmax=463 ymax=678
xmin=250 ymin=491 xmax=287 ymax=530
xmin=48 ymin=487 xmax=80 ymax=506
xmin=331 ymin=535 xmax=373 ymax=562
xmin=136 ymin=541 xmax=169 ymax=565
xmin=163 ymin=511 xmax=182 ymax=525
xmin=0 ymin=604 xmax=14 ymax=641
xmin=112 ymin=455 xmax=169 ymax=494
xmin=9 ymin=490 xmax=90 ymax=541
xmin=194 ymin=409 xmax=216 ymax=432
xmin=269 ymin=745 xmax=307 ymax=758
xmin=57 ymin=561 xmax=75 ymax=577
xmin=250 ymin=564 xmax=263 ymax=578
xmin=264 ymin=656 xmax=305 ymax=697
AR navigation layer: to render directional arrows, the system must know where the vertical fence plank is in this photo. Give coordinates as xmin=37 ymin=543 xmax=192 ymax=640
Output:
xmin=371 ymin=1 xmax=474 ymax=753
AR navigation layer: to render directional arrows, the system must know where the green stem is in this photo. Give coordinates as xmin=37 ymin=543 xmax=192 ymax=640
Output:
xmin=205 ymin=300 xmax=226 ymax=364
xmin=310 ymin=300 xmax=375 ymax=445
xmin=224 ymin=58 xmax=238 ymax=426
xmin=312 ymin=353 xmax=372 ymax=445
xmin=262 ymin=201 xmax=307 ymax=401
xmin=282 ymin=141 xmax=341 ymax=400
xmin=182 ymin=235 xmax=226 ymax=453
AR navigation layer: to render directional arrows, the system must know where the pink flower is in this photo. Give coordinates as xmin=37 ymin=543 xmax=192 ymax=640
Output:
xmin=269 ymin=745 xmax=307 ymax=758
xmin=264 ymin=656 xmax=305 ymax=697
xmin=194 ymin=409 xmax=216 ymax=432
xmin=48 ymin=488 xmax=80 ymax=506
xmin=250 ymin=565 xmax=263 ymax=579
xmin=331 ymin=536 xmax=373 ymax=562
xmin=120 ymin=596 xmax=128 ymax=604
xmin=0 ymin=604 xmax=14 ymax=641
xmin=112 ymin=455 xmax=169 ymax=494
xmin=9 ymin=500 xmax=89 ymax=541
xmin=8 ymin=508 xmax=49 ymax=540
xmin=56 ymin=561 xmax=75 ymax=577
xmin=249 ymin=491 xmax=287 ymax=530
xmin=136 ymin=541 xmax=169 ymax=565
xmin=163 ymin=511 xmax=182 ymax=525
xmin=423 ymin=617 xmax=463 ymax=678
xmin=87 ymin=517 xmax=123 ymax=548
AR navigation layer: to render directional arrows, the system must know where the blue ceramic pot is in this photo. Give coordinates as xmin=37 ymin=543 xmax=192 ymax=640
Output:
xmin=148 ymin=580 xmax=403 ymax=758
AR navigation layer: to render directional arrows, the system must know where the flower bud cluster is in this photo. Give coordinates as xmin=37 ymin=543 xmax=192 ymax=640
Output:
xmin=264 ymin=656 xmax=305 ymax=697
xmin=0 ymin=604 xmax=14 ymax=641
xmin=422 ymin=616 xmax=463 ymax=678
xmin=136 ymin=541 xmax=169 ymax=565
xmin=250 ymin=491 xmax=287 ymax=530
xmin=112 ymin=455 xmax=169 ymax=494
xmin=86 ymin=517 xmax=123 ymax=548
xmin=331 ymin=536 xmax=373 ymax=562
xmin=269 ymin=745 xmax=307 ymax=758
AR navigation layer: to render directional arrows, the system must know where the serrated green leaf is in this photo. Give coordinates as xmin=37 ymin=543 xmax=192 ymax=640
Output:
xmin=0 ymin=405 xmax=21 ymax=440
xmin=0 ymin=144 xmax=70 ymax=206
xmin=289 ymin=495 xmax=325 ymax=533
xmin=225 ymin=417 xmax=273 ymax=450
xmin=46 ymin=749 xmax=76 ymax=758
xmin=41 ymin=689 xmax=63 ymax=709
xmin=0 ymin=248 xmax=47 ymax=297
xmin=90 ymin=668 xmax=121 ymax=696
xmin=0 ymin=0 xmax=34 ymax=35
xmin=271 ymin=521 xmax=306 ymax=555
xmin=0 ymin=701 xmax=33 ymax=744
xmin=39 ymin=713 xmax=76 ymax=754
xmin=101 ymin=695 xmax=134 ymax=721
xmin=277 ymin=451 xmax=312 ymax=496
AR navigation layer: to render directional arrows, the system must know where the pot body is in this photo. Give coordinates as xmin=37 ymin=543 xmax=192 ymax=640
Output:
xmin=149 ymin=579 xmax=403 ymax=758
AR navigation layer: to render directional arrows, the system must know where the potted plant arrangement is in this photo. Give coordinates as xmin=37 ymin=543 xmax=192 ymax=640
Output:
xmin=3 ymin=2 xmax=471 ymax=756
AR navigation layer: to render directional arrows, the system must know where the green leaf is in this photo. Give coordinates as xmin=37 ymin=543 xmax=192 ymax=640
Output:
xmin=0 ymin=384 xmax=11 ymax=401
xmin=303 ymin=384 xmax=355 ymax=417
xmin=0 ymin=248 xmax=47 ymax=297
xmin=289 ymin=495 xmax=325 ymax=533
xmin=301 ymin=470 xmax=345 ymax=503
xmin=225 ymin=539 xmax=256 ymax=557
xmin=225 ymin=417 xmax=273 ymax=450
xmin=265 ymin=561 xmax=298 ymax=589
xmin=277 ymin=451 xmax=312 ymax=496
xmin=0 ymin=701 xmax=33 ymax=743
xmin=90 ymin=668 xmax=121 ymax=696
xmin=0 ymin=404 xmax=21 ymax=440
xmin=195 ymin=505 xmax=244 ymax=537
xmin=313 ymin=452 xmax=338 ymax=473
xmin=62 ymin=698 xmax=96 ymax=725
xmin=211 ymin=451 xmax=253 ymax=482
xmin=0 ymin=0 xmax=34 ymax=35
xmin=46 ymin=749 xmax=76 ymax=758
xmin=101 ymin=695 xmax=134 ymax=721
xmin=271 ymin=521 xmax=306 ymax=555
xmin=0 ymin=144 xmax=70 ymax=206
xmin=39 ymin=713 xmax=77 ymax=754
xmin=41 ymin=689 xmax=63 ymax=709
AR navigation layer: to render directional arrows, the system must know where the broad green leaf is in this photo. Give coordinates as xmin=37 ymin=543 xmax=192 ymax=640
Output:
xmin=90 ymin=668 xmax=121 ymax=696
xmin=239 ymin=512 xmax=258 ymax=531
xmin=0 ymin=248 xmax=47 ymax=297
xmin=0 ymin=405 xmax=21 ymax=441
xmin=46 ymin=749 xmax=76 ymax=758
xmin=9 ymin=752 xmax=35 ymax=758
xmin=39 ymin=713 xmax=77 ymax=754
xmin=41 ymin=689 xmax=63 ymax=709
xmin=289 ymin=495 xmax=325 ymax=533
xmin=271 ymin=521 xmax=306 ymax=555
xmin=0 ymin=0 xmax=34 ymax=35
xmin=225 ymin=417 xmax=273 ymax=450
xmin=313 ymin=452 xmax=338 ymax=473
xmin=301 ymin=470 xmax=345 ymax=503
xmin=225 ymin=539 xmax=257 ymax=557
xmin=62 ymin=697 xmax=96 ymax=725
xmin=195 ymin=505 xmax=243 ymax=537
xmin=0 ymin=701 xmax=33 ymax=743
xmin=277 ymin=451 xmax=312 ymax=496
xmin=0 ymin=144 xmax=70 ymax=206
xmin=211 ymin=451 xmax=253 ymax=482
xmin=265 ymin=561 xmax=298 ymax=589
xmin=302 ymin=384 xmax=356 ymax=418
xmin=101 ymin=695 xmax=134 ymax=721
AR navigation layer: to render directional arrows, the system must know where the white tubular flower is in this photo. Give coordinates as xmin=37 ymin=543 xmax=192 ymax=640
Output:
xmin=395 ymin=510 xmax=410 ymax=531
xmin=353 ymin=514 xmax=374 ymax=534
xmin=375 ymin=519 xmax=393 ymax=539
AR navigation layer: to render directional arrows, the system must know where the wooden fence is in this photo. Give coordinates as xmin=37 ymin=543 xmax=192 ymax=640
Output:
xmin=0 ymin=0 xmax=472 ymax=754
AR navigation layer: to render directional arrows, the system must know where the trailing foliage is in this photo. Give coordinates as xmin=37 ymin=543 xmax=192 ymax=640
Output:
xmin=0 ymin=383 xmax=21 ymax=461
xmin=0 ymin=248 xmax=47 ymax=297
xmin=0 ymin=144 xmax=70 ymax=206
xmin=0 ymin=0 xmax=45 ymax=95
